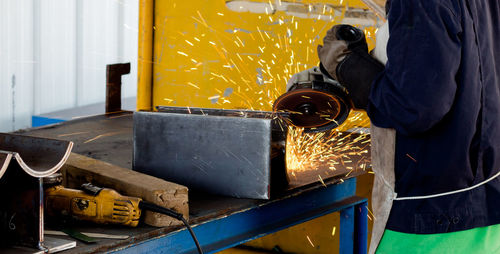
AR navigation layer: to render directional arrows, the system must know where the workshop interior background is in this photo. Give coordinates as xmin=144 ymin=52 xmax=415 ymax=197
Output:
xmin=0 ymin=1 xmax=382 ymax=252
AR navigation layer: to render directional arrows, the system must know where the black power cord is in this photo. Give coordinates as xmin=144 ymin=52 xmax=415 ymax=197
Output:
xmin=139 ymin=201 xmax=203 ymax=254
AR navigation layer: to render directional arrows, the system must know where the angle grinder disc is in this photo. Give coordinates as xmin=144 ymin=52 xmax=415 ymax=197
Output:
xmin=273 ymin=88 xmax=350 ymax=132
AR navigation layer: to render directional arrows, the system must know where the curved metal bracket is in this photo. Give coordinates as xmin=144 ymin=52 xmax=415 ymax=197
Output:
xmin=0 ymin=152 xmax=13 ymax=179
xmin=0 ymin=133 xmax=73 ymax=249
xmin=0 ymin=133 xmax=73 ymax=178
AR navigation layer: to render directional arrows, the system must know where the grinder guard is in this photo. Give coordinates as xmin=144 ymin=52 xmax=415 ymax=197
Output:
xmin=273 ymin=66 xmax=351 ymax=132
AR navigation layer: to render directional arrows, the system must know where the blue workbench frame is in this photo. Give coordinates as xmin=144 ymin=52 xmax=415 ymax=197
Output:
xmin=112 ymin=177 xmax=368 ymax=254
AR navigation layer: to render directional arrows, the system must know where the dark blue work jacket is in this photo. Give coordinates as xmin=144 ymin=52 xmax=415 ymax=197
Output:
xmin=367 ymin=0 xmax=500 ymax=234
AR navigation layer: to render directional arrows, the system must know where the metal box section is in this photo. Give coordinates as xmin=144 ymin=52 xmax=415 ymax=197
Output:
xmin=133 ymin=107 xmax=287 ymax=199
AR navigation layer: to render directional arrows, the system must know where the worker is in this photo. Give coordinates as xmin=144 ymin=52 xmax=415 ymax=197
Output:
xmin=318 ymin=0 xmax=500 ymax=253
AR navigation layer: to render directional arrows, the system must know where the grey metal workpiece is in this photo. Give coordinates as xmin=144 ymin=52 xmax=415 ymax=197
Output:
xmin=133 ymin=109 xmax=285 ymax=200
xmin=16 ymin=111 xmax=368 ymax=254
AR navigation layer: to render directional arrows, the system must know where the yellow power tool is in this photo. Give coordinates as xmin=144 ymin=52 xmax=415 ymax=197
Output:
xmin=45 ymin=183 xmax=141 ymax=227
xmin=44 ymin=177 xmax=203 ymax=253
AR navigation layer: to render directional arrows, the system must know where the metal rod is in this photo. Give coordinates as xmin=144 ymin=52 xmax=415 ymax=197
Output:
xmin=37 ymin=177 xmax=47 ymax=252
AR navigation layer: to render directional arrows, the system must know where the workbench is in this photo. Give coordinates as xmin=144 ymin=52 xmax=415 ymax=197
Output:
xmin=16 ymin=112 xmax=368 ymax=254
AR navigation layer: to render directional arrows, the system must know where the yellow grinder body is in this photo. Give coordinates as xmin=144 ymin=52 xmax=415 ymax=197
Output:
xmin=45 ymin=183 xmax=141 ymax=227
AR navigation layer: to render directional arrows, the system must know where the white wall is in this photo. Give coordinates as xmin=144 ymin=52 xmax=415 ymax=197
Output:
xmin=0 ymin=0 xmax=138 ymax=131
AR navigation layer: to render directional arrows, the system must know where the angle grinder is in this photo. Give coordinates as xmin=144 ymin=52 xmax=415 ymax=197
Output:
xmin=273 ymin=24 xmax=368 ymax=132
xmin=273 ymin=66 xmax=351 ymax=132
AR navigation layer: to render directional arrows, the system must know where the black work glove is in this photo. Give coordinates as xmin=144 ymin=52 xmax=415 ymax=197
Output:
xmin=317 ymin=24 xmax=384 ymax=110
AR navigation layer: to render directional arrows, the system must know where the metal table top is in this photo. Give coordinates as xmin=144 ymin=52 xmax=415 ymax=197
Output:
xmin=12 ymin=111 xmax=368 ymax=253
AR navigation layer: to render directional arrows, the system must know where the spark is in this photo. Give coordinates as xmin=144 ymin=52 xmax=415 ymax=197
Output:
xmin=318 ymin=175 xmax=327 ymax=187
xmin=256 ymin=26 xmax=265 ymax=41
xmin=268 ymin=0 xmax=273 ymax=11
xmin=306 ymin=235 xmax=315 ymax=248
xmin=58 ymin=131 xmax=89 ymax=137
xmin=264 ymin=31 xmax=271 ymax=39
xmin=177 ymin=51 xmax=188 ymax=56
xmin=84 ymin=131 xmax=124 ymax=144
xmin=212 ymin=73 xmax=229 ymax=83
xmin=286 ymin=126 xmax=370 ymax=178
xmin=187 ymin=82 xmax=200 ymax=89
xmin=236 ymin=53 xmax=243 ymax=61
xmin=346 ymin=168 xmax=354 ymax=177
xmin=406 ymin=153 xmax=417 ymax=162
xmin=230 ymin=59 xmax=241 ymax=73
xmin=367 ymin=206 xmax=376 ymax=220
xmin=332 ymin=226 xmax=336 ymax=236
xmin=196 ymin=10 xmax=208 ymax=27
xmin=185 ymin=40 xmax=194 ymax=46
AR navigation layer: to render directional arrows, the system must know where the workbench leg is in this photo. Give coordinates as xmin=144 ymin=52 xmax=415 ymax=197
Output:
xmin=340 ymin=206 xmax=355 ymax=254
xmin=355 ymin=201 xmax=368 ymax=254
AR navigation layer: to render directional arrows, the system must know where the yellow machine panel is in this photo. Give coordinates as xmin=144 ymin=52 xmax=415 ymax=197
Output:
xmin=139 ymin=1 xmax=383 ymax=253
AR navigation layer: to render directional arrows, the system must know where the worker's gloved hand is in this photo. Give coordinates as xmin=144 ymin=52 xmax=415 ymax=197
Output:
xmin=318 ymin=24 xmax=384 ymax=110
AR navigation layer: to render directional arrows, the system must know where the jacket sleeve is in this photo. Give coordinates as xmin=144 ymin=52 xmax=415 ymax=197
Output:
xmin=367 ymin=0 xmax=462 ymax=135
